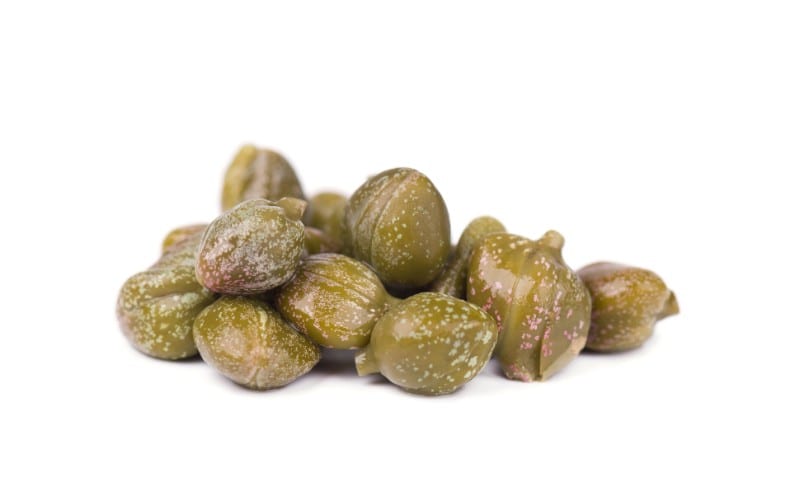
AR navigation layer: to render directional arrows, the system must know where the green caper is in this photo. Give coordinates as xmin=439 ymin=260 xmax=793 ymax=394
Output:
xmin=221 ymin=145 xmax=304 ymax=211
xmin=161 ymin=224 xmax=207 ymax=254
xmin=117 ymin=236 xmax=216 ymax=360
xmin=468 ymin=231 xmax=591 ymax=382
xmin=304 ymin=227 xmax=343 ymax=256
xmin=578 ymin=262 xmax=679 ymax=352
xmin=275 ymin=253 xmax=398 ymax=349
xmin=193 ymin=296 xmax=320 ymax=390
xmin=430 ymin=216 xmax=506 ymax=299
xmin=355 ymin=292 xmax=497 ymax=395
xmin=303 ymin=192 xmax=347 ymax=248
xmin=195 ymin=198 xmax=306 ymax=294
xmin=343 ymin=168 xmax=450 ymax=290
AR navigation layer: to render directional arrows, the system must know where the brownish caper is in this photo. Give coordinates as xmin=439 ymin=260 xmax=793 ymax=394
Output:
xmin=578 ymin=262 xmax=679 ymax=352
xmin=195 ymin=198 xmax=306 ymax=295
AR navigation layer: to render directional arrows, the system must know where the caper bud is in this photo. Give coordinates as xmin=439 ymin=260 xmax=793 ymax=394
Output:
xmin=344 ymin=168 xmax=450 ymax=290
xmin=275 ymin=253 xmax=398 ymax=349
xmin=117 ymin=236 xmax=216 ymax=360
xmin=154 ymin=231 xmax=203 ymax=269
xmin=221 ymin=145 xmax=304 ymax=211
xmin=193 ymin=296 xmax=320 ymax=390
xmin=430 ymin=216 xmax=506 ymax=299
xmin=303 ymin=192 xmax=347 ymax=248
xmin=304 ymin=227 xmax=343 ymax=256
xmin=161 ymin=224 xmax=207 ymax=254
xmin=578 ymin=262 xmax=679 ymax=352
xmin=195 ymin=198 xmax=306 ymax=295
xmin=468 ymin=231 xmax=591 ymax=382
xmin=355 ymin=292 xmax=497 ymax=395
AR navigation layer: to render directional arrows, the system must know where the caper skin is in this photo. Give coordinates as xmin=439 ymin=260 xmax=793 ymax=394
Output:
xmin=118 ymin=251 xmax=216 ymax=360
xmin=276 ymin=253 xmax=397 ymax=349
xmin=355 ymin=292 xmax=497 ymax=396
xmin=303 ymin=192 xmax=347 ymax=248
xmin=578 ymin=262 xmax=679 ymax=352
xmin=221 ymin=145 xmax=304 ymax=211
xmin=194 ymin=296 xmax=320 ymax=390
xmin=468 ymin=231 xmax=591 ymax=382
xmin=344 ymin=168 xmax=450 ymax=290
xmin=196 ymin=198 xmax=306 ymax=295
xmin=161 ymin=224 xmax=207 ymax=254
xmin=430 ymin=216 xmax=506 ymax=299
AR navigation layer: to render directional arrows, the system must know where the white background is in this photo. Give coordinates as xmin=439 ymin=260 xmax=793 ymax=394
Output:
xmin=1 ymin=1 xmax=798 ymax=484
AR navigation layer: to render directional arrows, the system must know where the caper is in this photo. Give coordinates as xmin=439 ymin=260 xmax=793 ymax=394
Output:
xmin=343 ymin=168 xmax=450 ymax=290
xmin=355 ymin=292 xmax=497 ymax=395
xmin=303 ymin=192 xmax=347 ymax=248
xmin=275 ymin=253 xmax=398 ymax=349
xmin=304 ymin=227 xmax=343 ymax=256
xmin=195 ymin=198 xmax=306 ymax=295
xmin=430 ymin=216 xmax=506 ymax=299
xmin=578 ymin=262 xmax=679 ymax=352
xmin=468 ymin=231 xmax=591 ymax=382
xmin=161 ymin=224 xmax=207 ymax=254
xmin=221 ymin=145 xmax=304 ymax=211
xmin=117 ymin=234 xmax=216 ymax=360
xmin=193 ymin=296 xmax=320 ymax=390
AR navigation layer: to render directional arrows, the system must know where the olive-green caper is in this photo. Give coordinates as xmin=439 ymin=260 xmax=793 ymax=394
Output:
xmin=193 ymin=296 xmax=320 ymax=390
xmin=276 ymin=253 xmax=398 ymax=349
xmin=221 ymin=145 xmax=304 ymax=211
xmin=343 ymin=168 xmax=450 ymax=290
xmin=117 ymin=238 xmax=217 ymax=360
xmin=303 ymin=192 xmax=347 ymax=248
xmin=430 ymin=216 xmax=506 ymax=299
xmin=578 ymin=262 xmax=679 ymax=352
xmin=161 ymin=224 xmax=207 ymax=254
xmin=196 ymin=198 xmax=306 ymax=295
xmin=355 ymin=292 xmax=497 ymax=395
xmin=304 ymin=227 xmax=343 ymax=255
xmin=468 ymin=231 xmax=591 ymax=382
xmin=154 ymin=231 xmax=203 ymax=269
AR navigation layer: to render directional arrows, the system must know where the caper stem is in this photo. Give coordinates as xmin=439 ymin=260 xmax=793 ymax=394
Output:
xmin=354 ymin=348 xmax=379 ymax=375
xmin=276 ymin=197 xmax=307 ymax=221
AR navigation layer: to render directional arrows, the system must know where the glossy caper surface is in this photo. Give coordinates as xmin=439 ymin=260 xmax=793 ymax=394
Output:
xmin=196 ymin=198 xmax=305 ymax=294
xmin=221 ymin=145 xmax=304 ymax=211
xmin=578 ymin=262 xmax=679 ymax=352
xmin=355 ymin=292 xmax=497 ymax=395
xmin=468 ymin=231 xmax=590 ymax=382
xmin=193 ymin=296 xmax=320 ymax=390
xmin=343 ymin=168 xmax=450 ymax=290
xmin=276 ymin=253 xmax=396 ymax=349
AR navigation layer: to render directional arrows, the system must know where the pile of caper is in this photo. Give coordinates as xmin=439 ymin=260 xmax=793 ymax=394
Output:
xmin=117 ymin=145 xmax=679 ymax=395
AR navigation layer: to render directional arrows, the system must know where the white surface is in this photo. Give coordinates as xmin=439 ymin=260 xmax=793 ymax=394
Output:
xmin=1 ymin=1 xmax=798 ymax=484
